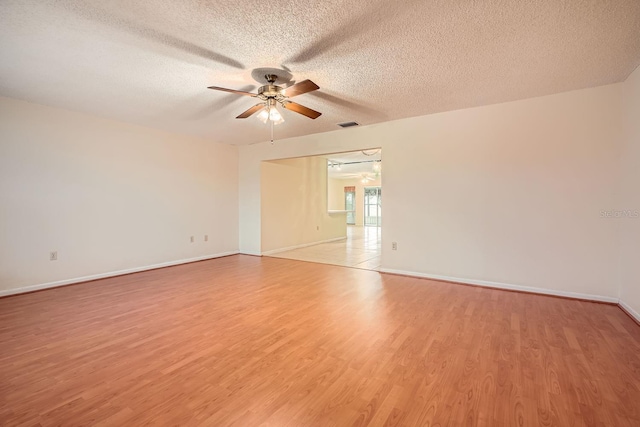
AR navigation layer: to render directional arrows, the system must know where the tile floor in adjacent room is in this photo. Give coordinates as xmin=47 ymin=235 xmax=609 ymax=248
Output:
xmin=266 ymin=225 xmax=381 ymax=270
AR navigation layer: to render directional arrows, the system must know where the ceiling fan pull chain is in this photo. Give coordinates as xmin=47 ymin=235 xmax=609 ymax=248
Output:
xmin=270 ymin=120 xmax=274 ymax=144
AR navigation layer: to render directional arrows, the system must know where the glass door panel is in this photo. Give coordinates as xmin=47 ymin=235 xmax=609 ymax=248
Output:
xmin=345 ymin=191 xmax=355 ymax=225
xmin=364 ymin=187 xmax=382 ymax=226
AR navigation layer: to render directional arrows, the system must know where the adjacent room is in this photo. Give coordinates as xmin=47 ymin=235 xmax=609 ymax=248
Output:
xmin=263 ymin=149 xmax=382 ymax=270
xmin=1 ymin=1 xmax=639 ymax=426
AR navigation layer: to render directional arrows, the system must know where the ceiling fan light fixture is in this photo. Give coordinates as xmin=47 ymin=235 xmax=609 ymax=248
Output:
xmin=269 ymin=106 xmax=284 ymax=124
xmin=257 ymin=99 xmax=285 ymax=125
xmin=257 ymin=108 xmax=269 ymax=123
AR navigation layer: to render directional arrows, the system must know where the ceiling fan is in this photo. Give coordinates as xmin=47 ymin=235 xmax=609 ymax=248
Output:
xmin=207 ymin=74 xmax=322 ymax=124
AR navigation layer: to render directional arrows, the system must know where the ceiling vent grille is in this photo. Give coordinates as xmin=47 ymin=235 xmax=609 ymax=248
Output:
xmin=337 ymin=121 xmax=359 ymax=128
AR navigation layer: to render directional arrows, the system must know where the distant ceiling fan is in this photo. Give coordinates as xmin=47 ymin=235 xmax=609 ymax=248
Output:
xmin=207 ymin=74 xmax=322 ymax=124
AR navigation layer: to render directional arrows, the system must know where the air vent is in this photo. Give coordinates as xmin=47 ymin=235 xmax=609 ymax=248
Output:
xmin=337 ymin=121 xmax=359 ymax=128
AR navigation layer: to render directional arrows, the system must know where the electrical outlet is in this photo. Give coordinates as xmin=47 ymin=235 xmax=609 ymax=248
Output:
xmin=392 ymin=242 xmax=397 ymax=250
xmin=204 ymin=235 xmax=208 ymax=242
xmin=50 ymin=251 xmax=58 ymax=261
xmin=190 ymin=236 xmax=194 ymax=243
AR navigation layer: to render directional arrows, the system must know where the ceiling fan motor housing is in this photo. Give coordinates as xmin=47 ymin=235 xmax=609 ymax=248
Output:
xmin=257 ymin=74 xmax=284 ymax=99
xmin=258 ymin=84 xmax=283 ymax=98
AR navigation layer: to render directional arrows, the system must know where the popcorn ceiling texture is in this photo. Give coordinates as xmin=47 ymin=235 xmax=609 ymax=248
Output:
xmin=1 ymin=0 xmax=639 ymax=145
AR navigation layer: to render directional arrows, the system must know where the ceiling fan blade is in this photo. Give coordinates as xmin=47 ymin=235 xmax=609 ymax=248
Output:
xmin=236 ymin=103 xmax=265 ymax=119
xmin=283 ymin=80 xmax=319 ymax=98
xmin=207 ymin=86 xmax=256 ymax=97
xmin=282 ymin=101 xmax=322 ymax=119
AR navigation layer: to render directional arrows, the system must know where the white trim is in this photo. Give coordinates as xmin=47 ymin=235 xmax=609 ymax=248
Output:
xmin=378 ymin=268 xmax=619 ymax=304
xmin=619 ymin=300 xmax=640 ymax=323
xmin=240 ymin=251 xmax=263 ymax=257
xmin=262 ymin=236 xmax=347 ymax=256
xmin=0 ymin=251 xmax=239 ymax=297
xmin=3 ymin=255 xmax=631 ymax=318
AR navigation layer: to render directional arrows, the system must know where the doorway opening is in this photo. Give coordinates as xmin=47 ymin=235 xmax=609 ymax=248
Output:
xmin=260 ymin=148 xmax=382 ymax=271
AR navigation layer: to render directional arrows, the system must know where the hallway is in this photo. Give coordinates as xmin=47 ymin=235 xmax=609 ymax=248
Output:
xmin=265 ymin=226 xmax=381 ymax=270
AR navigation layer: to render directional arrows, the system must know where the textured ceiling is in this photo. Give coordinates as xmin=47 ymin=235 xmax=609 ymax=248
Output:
xmin=1 ymin=0 xmax=639 ymax=145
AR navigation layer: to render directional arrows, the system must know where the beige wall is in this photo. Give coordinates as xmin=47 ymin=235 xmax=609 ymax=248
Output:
xmin=2 ymin=75 xmax=636 ymax=310
xmin=0 ymin=97 xmax=239 ymax=294
xmin=240 ymin=83 xmax=624 ymax=301
xmin=328 ymin=177 xmax=382 ymax=226
xmin=261 ymin=157 xmax=346 ymax=253
xmin=618 ymin=65 xmax=640 ymax=318
xmin=327 ymin=178 xmax=344 ymax=211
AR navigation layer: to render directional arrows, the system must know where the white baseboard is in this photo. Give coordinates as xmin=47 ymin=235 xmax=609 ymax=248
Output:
xmin=3 ymin=256 xmax=635 ymax=324
xmin=261 ymin=236 xmax=347 ymax=256
xmin=0 ymin=251 xmax=239 ymax=298
xmin=378 ymin=268 xmax=620 ymax=304
xmin=239 ymin=251 xmax=263 ymax=257
xmin=619 ymin=300 xmax=640 ymax=323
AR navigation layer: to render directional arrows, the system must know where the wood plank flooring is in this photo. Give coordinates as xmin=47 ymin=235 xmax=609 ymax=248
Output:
xmin=1 ymin=255 xmax=639 ymax=426
xmin=267 ymin=226 xmax=381 ymax=271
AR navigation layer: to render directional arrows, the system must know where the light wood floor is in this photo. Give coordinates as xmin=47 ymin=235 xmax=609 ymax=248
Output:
xmin=1 ymin=255 xmax=639 ymax=426
xmin=267 ymin=226 xmax=382 ymax=270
